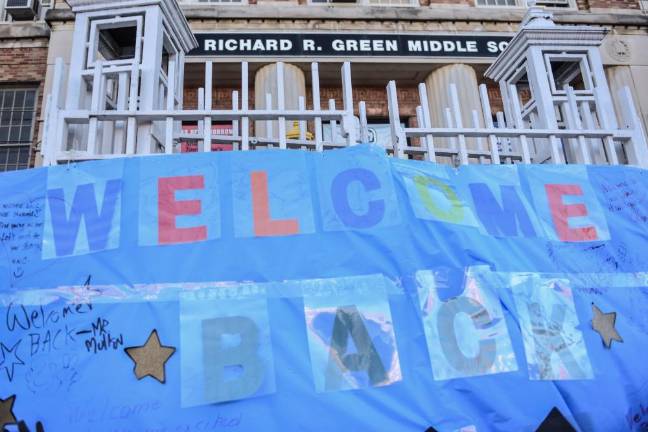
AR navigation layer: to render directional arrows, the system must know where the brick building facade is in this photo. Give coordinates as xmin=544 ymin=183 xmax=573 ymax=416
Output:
xmin=0 ymin=21 xmax=49 ymax=170
xmin=0 ymin=0 xmax=647 ymax=169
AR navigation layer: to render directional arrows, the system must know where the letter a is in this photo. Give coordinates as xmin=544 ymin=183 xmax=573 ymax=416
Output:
xmin=325 ymin=305 xmax=387 ymax=391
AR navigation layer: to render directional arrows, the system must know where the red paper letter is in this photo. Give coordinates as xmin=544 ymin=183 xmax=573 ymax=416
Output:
xmin=251 ymin=171 xmax=299 ymax=237
xmin=158 ymin=176 xmax=207 ymax=244
xmin=545 ymin=184 xmax=598 ymax=242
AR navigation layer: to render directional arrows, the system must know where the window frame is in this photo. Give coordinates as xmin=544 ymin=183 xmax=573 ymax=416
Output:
xmin=178 ymin=0 xmax=249 ymax=5
xmin=0 ymin=86 xmax=38 ymax=171
xmin=307 ymin=0 xmax=419 ymax=7
xmin=474 ymin=0 xmax=577 ymax=11
xmin=543 ymin=52 xmax=594 ymax=96
xmin=86 ymin=16 xmax=144 ymax=69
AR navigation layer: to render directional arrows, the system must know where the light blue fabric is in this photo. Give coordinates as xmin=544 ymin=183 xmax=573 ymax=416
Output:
xmin=0 ymin=145 xmax=647 ymax=431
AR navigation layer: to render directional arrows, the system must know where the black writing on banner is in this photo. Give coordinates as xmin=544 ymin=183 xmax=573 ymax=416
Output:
xmin=190 ymin=33 xmax=512 ymax=58
xmin=0 ymin=198 xmax=45 ymax=282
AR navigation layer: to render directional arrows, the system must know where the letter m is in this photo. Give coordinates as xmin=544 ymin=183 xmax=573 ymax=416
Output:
xmin=469 ymin=183 xmax=536 ymax=238
xmin=45 ymin=180 xmax=122 ymax=257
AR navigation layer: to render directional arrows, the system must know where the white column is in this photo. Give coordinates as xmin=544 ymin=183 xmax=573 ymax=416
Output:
xmin=425 ymin=64 xmax=485 ymax=154
xmin=606 ymin=66 xmax=644 ymax=127
xmin=254 ymin=63 xmax=306 ymax=141
xmin=136 ymin=7 xmax=164 ymax=154
xmin=606 ymin=66 xmax=645 ymax=165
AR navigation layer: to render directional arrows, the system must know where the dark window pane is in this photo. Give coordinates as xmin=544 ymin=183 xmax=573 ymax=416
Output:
xmin=7 ymin=148 xmax=18 ymax=164
xmin=14 ymin=91 xmax=25 ymax=108
xmin=0 ymin=110 xmax=10 ymax=124
xmin=0 ymin=126 xmax=8 ymax=142
xmin=18 ymin=148 xmax=30 ymax=163
xmin=2 ymin=92 xmax=14 ymax=110
xmin=9 ymin=127 xmax=20 ymax=142
xmin=22 ymin=111 xmax=33 ymax=124
xmin=24 ymin=91 xmax=36 ymax=107
xmin=20 ymin=126 xmax=31 ymax=142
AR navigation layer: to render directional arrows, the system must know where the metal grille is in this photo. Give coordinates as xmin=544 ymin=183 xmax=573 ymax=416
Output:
xmin=0 ymin=88 xmax=36 ymax=171
xmin=535 ymin=0 xmax=571 ymax=7
xmin=5 ymin=0 xmax=32 ymax=7
xmin=366 ymin=0 xmax=415 ymax=6
xmin=475 ymin=0 xmax=517 ymax=6
xmin=182 ymin=0 xmax=245 ymax=3
xmin=476 ymin=0 xmax=573 ymax=6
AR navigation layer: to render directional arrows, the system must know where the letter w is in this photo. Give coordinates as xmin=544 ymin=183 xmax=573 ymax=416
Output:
xmin=47 ymin=180 xmax=122 ymax=257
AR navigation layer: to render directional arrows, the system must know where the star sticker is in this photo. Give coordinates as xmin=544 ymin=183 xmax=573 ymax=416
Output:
xmin=0 ymin=340 xmax=25 ymax=381
xmin=0 ymin=395 xmax=17 ymax=429
xmin=591 ymin=303 xmax=623 ymax=349
xmin=124 ymin=330 xmax=176 ymax=383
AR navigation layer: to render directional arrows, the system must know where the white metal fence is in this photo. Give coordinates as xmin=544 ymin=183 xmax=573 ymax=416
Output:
xmin=42 ymin=59 xmax=358 ymax=165
xmin=386 ymin=80 xmax=647 ymax=166
xmin=42 ymin=58 xmax=648 ymax=167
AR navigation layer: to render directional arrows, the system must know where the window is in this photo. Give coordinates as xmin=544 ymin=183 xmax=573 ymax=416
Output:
xmin=310 ymin=0 xmax=416 ymax=5
xmin=0 ymin=0 xmax=53 ymax=22
xmin=179 ymin=0 xmax=247 ymax=4
xmin=365 ymin=0 xmax=417 ymax=6
xmin=535 ymin=0 xmax=572 ymax=6
xmin=0 ymin=88 xmax=36 ymax=171
xmin=476 ymin=0 xmax=574 ymax=8
xmin=476 ymin=0 xmax=517 ymax=5
xmin=544 ymin=54 xmax=593 ymax=95
xmin=309 ymin=0 xmax=357 ymax=4
xmin=87 ymin=18 xmax=142 ymax=69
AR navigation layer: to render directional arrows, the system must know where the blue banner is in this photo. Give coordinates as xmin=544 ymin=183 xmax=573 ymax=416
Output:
xmin=0 ymin=145 xmax=647 ymax=431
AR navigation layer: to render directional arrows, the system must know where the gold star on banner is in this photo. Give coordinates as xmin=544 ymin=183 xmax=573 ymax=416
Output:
xmin=591 ymin=304 xmax=623 ymax=349
xmin=124 ymin=330 xmax=176 ymax=383
xmin=0 ymin=395 xmax=17 ymax=429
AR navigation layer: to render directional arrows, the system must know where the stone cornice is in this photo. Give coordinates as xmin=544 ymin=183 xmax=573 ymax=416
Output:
xmin=486 ymin=26 xmax=608 ymax=81
xmin=46 ymin=6 xmax=648 ymax=27
xmin=63 ymin=0 xmax=196 ymax=52
xmin=0 ymin=22 xmax=50 ymax=39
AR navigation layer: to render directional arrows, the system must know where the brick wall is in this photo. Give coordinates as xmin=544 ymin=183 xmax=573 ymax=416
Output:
xmin=184 ymin=85 xmax=420 ymax=130
xmin=0 ymin=45 xmax=48 ymax=168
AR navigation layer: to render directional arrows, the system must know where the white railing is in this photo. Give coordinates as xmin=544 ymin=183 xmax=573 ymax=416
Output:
xmin=42 ymin=58 xmax=648 ymax=167
xmin=43 ymin=59 xmax=359 ymax=165
xmin=386 ymin=80 xmax=648 ymax=166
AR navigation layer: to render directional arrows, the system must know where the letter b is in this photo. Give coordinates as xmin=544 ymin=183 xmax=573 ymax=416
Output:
xmin=202 ymin=316 xmax=264 ymax=403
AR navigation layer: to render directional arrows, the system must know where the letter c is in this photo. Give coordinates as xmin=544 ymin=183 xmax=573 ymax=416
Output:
xmin=331 ymin=168 xmax=385 ymax=229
